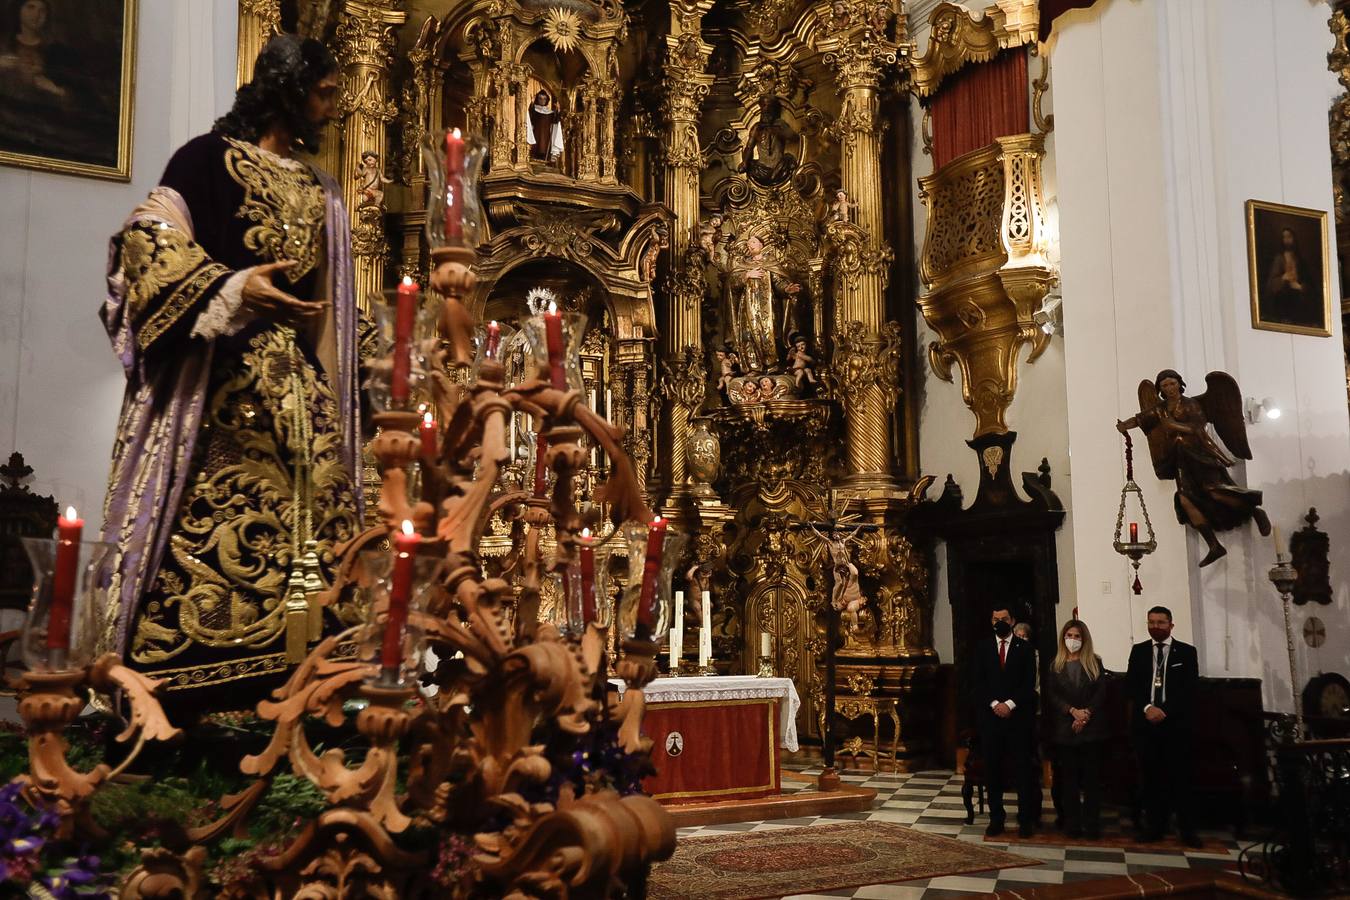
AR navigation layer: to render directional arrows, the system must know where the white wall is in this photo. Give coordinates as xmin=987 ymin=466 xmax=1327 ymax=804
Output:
xmin=0 ymin=1 xmax=236 ymax=525
xmin=1049 ymin=0 xmax=1350 ymax=710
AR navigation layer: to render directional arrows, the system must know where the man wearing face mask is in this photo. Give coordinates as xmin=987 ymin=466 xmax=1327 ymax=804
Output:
xmin=972 ymin=604 xmax=1039 ymax=837
xmin=1126 ymin=606 xmax=1200 ymax=846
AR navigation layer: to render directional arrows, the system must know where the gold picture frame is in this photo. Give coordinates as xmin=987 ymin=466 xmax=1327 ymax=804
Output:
xmin=1246 ymin=199 xmax=1332 ymax=337
xmin=0 ymin=0 xmax=137 ymax=182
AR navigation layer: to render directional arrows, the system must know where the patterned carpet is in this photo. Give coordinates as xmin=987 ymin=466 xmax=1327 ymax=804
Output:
xmin=649 ymin=821 xmax=1037 ymax=900
xmin=674 ymin=767 xmax=1250 ymax=898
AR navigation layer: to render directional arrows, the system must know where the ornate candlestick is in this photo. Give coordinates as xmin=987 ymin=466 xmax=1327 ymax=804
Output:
xmin=1268 ymin=547 xmax=1303 ymax=738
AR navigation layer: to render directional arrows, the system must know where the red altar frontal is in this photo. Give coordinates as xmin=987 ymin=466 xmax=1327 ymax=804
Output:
xmin=636 ymin=676 xmax=801 ymax=805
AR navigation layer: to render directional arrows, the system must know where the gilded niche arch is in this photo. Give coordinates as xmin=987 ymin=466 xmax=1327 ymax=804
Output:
xmin=465 ymin=205 xmax=670 ymax=341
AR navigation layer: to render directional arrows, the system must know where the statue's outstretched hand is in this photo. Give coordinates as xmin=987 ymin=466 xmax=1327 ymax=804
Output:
xmin=241 ymin=260 xmax=328 ymax=324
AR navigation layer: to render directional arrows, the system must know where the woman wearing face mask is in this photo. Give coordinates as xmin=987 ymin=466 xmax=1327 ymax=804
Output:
xmin=1046 ymin=619 xmax=1107 ymax=838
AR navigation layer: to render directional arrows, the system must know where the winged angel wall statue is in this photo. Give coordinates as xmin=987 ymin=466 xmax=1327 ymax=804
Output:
xmin=1116 ymin=369 xmax=1271 ymax=567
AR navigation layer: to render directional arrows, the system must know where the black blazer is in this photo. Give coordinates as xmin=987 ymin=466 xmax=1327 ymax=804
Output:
xmin=1125 ymin=638 xmax=1198 ymax=729
xmin=972 ymin=635 xmax=1037 ymax=727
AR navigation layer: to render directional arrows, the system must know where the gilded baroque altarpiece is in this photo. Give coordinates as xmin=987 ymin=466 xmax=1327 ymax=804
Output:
xmin=233 ymin=0 xmax=1053 ymax=763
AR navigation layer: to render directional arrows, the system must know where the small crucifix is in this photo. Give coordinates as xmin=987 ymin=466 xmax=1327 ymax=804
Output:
xmin=790 ymin=489 xmax=878 ymax=791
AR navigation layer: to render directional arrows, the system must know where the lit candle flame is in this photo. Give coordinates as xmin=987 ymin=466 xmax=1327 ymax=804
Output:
xmin=452 ymin=127 xmax=461 ymax=139
xmin=423 ymin=411 xmax=433 ymax=426
xmin=490 ymin=319 xmax=498 ymax=328
xmin=548 ymin=301 xmax=557 ymax=314
xmin=401 ymin=520 xmax=415 ymax=536
xmin=581 ymin=527 xmax=591 ymax=539
xmin=65 ymin=506 xmax=77 ymax=520
xmin=652 ymin=515 xmax=662 ymax=525
xmin=401 ymin=275 xmax=413 ymax=287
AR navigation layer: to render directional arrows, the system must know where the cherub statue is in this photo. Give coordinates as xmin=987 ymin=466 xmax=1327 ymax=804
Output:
xmin=355 ymin=151 xmax=392 ymax=209
xmin=697 ymin=213 xmax=724 ymax=257
xmin=829 ymin=189 xmax=854 ymax=222
xmin=714 ymin=345 xmax=741 ymax=399
xmin=1116 ymin=369 xmax=1272 ymax=567
xmin=785 ymin=331 xmax=818 ymax=389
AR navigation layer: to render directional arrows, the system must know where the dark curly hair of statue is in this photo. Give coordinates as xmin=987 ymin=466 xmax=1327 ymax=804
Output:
xmin=213 ymin=34 xmax=337 ymax=152
xmin=1153 ymin=369 xmax=1186 ymax=396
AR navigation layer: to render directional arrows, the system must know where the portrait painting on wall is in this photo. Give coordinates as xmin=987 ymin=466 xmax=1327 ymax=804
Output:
xmin=1246 ymin=199 xmax=1332 ymax=337
xmin=0 ymin=0 xmax=136 ymax=181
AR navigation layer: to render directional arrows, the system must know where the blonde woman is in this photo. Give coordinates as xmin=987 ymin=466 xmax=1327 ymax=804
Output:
xmin=1047 ymin=619 xmax=1107 ymax=838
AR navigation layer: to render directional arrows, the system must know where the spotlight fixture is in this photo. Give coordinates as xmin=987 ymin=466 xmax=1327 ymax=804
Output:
xmin=1244 ymin=396 xmax=1282 ymax=424
xmin=1032 ymin=293 xmax=1063 ymax=336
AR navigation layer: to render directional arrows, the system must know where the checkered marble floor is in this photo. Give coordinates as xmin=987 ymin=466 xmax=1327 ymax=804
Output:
xmin=674 ymin=767 xmax=1249 ymax=899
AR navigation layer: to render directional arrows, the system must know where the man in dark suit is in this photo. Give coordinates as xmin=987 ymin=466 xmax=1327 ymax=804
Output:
xmin=972 ymin=604 xmax=1039 ymax=836
xmin=1126 ymin=605 xmax=1200 ymax=846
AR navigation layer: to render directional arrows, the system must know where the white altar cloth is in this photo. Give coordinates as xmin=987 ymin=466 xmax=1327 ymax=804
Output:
xmin=620 ymin=675 xmax=801 ymax=752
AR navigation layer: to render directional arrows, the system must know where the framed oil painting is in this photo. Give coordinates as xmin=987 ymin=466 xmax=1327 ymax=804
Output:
xmin=0 ymin=0 xmax=137 ymax=181
xmin=1246 ymin=199 xmax=1332 ymax=337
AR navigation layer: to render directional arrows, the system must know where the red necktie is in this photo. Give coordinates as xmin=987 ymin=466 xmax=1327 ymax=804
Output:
xmin=999 ymin=639 xmax=1007 ymax=669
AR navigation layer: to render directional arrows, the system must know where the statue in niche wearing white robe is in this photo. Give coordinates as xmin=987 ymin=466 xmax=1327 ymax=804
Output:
xmin=526 ymin=89 xmax=564 ymax=163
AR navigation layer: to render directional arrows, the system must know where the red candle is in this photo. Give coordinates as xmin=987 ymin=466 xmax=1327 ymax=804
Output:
xmin=391 ymin=276 xmax=418 ymax=406
xmin=485 ymin=320 xmax=501 ymax=359
xmin=420 ymin=411 xmax=437 ymax=461
xmin=48 ymin=506 xmax=82 ymax=653
xmin=382 ymin=521 xmax=419 ymax=674
xmin=544 ymin=302 xmax=566 ymax=391
xmin=579 ymin=527 xmax=596 ymax=624
xmin=444 ymin=128 xmax=465 ymax=242
xmin=532 ymin=432 xmax=549 ymax=497
xmin=1129 ymin=522 xmax=1138 ymax=543
xmin=638 ymin=516 xmax=667 ymax=628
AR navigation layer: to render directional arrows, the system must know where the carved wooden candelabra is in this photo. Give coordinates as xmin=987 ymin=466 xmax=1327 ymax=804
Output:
xmin=14 ymin=241 xmax=676 ymax=897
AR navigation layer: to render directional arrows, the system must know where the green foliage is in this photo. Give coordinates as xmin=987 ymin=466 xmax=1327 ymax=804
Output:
xmin=89 ymin=779 xmax=201 ymax=833
xmin=248 ymin=774 xmax=326 ymax=839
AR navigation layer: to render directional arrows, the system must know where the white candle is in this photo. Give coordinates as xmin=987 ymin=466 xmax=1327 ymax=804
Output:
xmin=760 ymin=632 xmax=771 ymax=657
xmin=669 ymin=628 xmax=680 ymax=671
xmin=701 ymin=590 xmax=711 ymax=634
xmin=698 ymin=627 xmax=710 ymax=668
xmin=673 ymin=590 xmax=684 ymax=662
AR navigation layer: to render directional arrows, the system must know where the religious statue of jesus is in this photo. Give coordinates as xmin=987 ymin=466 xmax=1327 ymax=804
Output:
xmin=98 ymin=35 xmax=376 ymax=717
xmin=526 ymin=88 xmax=563 ymax=164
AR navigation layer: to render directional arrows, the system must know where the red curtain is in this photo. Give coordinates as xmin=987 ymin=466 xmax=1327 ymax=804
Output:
xmin=929 ymin=49 xmax=1029 ymax=170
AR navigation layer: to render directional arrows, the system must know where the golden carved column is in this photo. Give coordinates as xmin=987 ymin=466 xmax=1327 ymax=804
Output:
xmin=600 ymin=81 xmax=618 ymax=184
xmin=395 ymin=21 xmax=437 ymax=281
xmin=489 ymin=62 xmax=516 ymax=169
xmin=819 ymin=25 xmax=900 ymax=495
xmin=513 ymin=67 xmax=532 ymax=173
xmin=579 ymin=78 xmax=600 ymax=182
xmin=335 ymin=0 xmax=405 ymax=309
xmin=236 ymin=0 xmax=280 ymax=87
xmin=657 ymin=0 xmax=714 ymax=512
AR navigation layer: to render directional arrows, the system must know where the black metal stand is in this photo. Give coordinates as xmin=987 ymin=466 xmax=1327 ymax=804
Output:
xmin=790 ymin=516 xmax=878 ymax=792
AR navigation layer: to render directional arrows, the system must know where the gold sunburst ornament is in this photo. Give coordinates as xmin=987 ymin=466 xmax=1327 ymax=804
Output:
xmin=542 ymin=7 xmax=583 ymax=54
